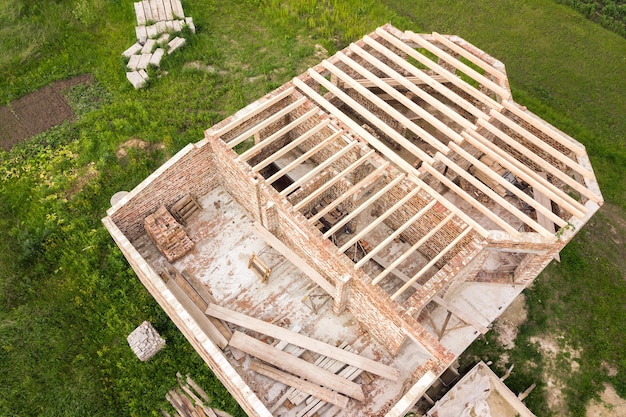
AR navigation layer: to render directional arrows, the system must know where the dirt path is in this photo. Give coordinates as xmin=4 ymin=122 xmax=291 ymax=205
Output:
xmin=0 ymin=74 xmax=93 ymax=151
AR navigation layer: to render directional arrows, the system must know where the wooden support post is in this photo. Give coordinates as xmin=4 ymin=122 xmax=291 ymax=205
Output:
xmin=248 ymin=253 xmax=272 ymax=283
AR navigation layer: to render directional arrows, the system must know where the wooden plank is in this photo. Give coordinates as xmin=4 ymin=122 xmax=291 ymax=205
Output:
xmin=239 ymin=106 xmax=321 ymax=161
xmin=252 ymin=222 xmax=335 ymax=295
xmin=250 ymin=361 xmax=349 ymax=409
xmin=208 ymin=304 xmax=399 ymax=380
xmin=406 ymin=31 xmax=511 ymax=99
xmin=228 ymin=331 xmax=365 ymax=401
xmin=293 ymin=149 xmax=376 ymax=211
xmin=210 ymin=87 xmax=295 ymax=138
xmin=338 ymin=187 xmax=421 ymax=252
xmin=228 ymin=96 xmax=308 ymax=148
xmin=186 ymin=375 xmax=210 ymax=403
xmin=323 ymin=174 xmax=405 ymax=238
xmin=266 ymin=130 xmax=344 ymax=184
xmin=166 ymin=279 xmax=229 ymax=349
xmin=351 ymin=74 xmax=449 ymax=88
xmin=250 ymin=119 xmax=332 ymax=171
xmin=372 ymin=212 xmax=454 ymax=285
xmin=278 ymin=141 xmax=358 ymax=194
xmin=431 ymin=32 xmax=507 ymax=81
xmin=391 ymin=227 xmax=473 ymax=299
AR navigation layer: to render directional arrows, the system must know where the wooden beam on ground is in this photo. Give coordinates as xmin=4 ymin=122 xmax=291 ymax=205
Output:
xmin=228 ymin=96 xmax=307 ymax=149
xmin=208 ymin=304 xmax=399 ymax=380
xmin=252 ymin=222 xmax=335 ymax=294
xmin=406 ymin=31 xmax=511 ymax=99
xmin=165 ymin=279 xmax=229 ymax=349
xmin=307 ymin=69 xmax=434 ymax=164
xmin=278 ymin=141 xmax=358 ymax=195
xmin=293 ymin=150 xmax=376 ymax=211
xmin=431 ymin=33 xmax=508 ymax=82
xmin=238 ymin=106 xmax=320 ymax=161
xmin=308 ymin=163 xmax=388 ymax=224
xmin=372 ymin=212 xmax=455 ymax=285
xmin=355 ymin=199 xmax=437 ymax=267
xmin=228 ymin=331 xmax=365 ymax=401
xmin=462 ymin=130 xmax=587 ymax=218
xmin=266 ymin=130 xmax=344 ymax=184
xmin=338 ymin=187 xmax=422 ymax=252
xmin=249 ymin=360 xmax=349 ymax=409
xmin=250 ymin=119 xmax=332 ymax=172
xmin=391 ymin=227 xmax=473 ymax=299
xmin=323 ymin=174 xmax=406 ymax=238
xmin=210 ymin=87 xmax=295 ymax=138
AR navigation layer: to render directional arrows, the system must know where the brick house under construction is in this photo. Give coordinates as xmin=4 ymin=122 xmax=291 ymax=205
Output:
xmin=103 ymin=24 xmax=603 ymax=416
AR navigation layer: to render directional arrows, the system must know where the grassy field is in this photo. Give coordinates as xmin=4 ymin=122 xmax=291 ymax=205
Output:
xmin=0 ymin=1 xmax=624 ymax=416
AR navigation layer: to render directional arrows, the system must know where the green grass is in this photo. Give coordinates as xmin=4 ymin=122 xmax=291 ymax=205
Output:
xmin=0 ymin=0 xmax=624 ymax=416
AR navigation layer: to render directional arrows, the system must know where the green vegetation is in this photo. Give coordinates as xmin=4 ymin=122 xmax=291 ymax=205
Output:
xmin=557 ymin=0 xmax=626 ymax=37
xmin=0 ymin=1 xmax=624 ymax=416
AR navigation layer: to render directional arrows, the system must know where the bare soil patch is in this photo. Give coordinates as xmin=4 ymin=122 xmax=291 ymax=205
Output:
xmin=493 ymin=293 xmax=528 ymax=349
xmin=0 ymin=74 xmax=93 ymax=151
xmin=586 ymin=384 xmax=626 ymax=417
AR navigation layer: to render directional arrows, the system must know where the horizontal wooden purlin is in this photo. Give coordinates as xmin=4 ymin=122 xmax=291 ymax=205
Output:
xmin=391 ymin=226 xmax=473 ymax=300
xmin=249 ymin=361 xmax=349 ymax=409
xmin=406 ymin=31 xmax=511 ymax=100
xmin=448 ymin=142 xmax=567 ymax=228
xmin=294 ymin=76 xmax=489 ymax=237
xmin=351 ymin=74 xmax=449 ymax=88
xmin=266 ymin=130 xmax=344 ymax=185
xmin=501 ymin=100 xmax=586 ymax=156
xmin=326 ymin=55 xmax=461 ymax=150
xmin=308 ymin=163 xmax=389 ymax=224
xmin=338 ymin=187 xmax=422 ymax=252
xmin=372 ymin=212 xmax=455 ymax=286
xmin=373 ymin=29 xmax=503 ymax=112
xmin=462 ymin=130 xmax=587 ymax=218
xmin=431 ymin=32 xmax=508 ymax=82
xmin=307 ymin=69 xmax=435 ymax=164
xmin=250 ymin=119 xmax=332 ymax=172
xmin=253 ymin=222 xmax=335 ymax=294
xmin=228 ymin=331 xmax=365 ymax=401
xmin=208 ymin=304 xmax=400 ymax=380
xmin=323 ymin=174 xmax=406 ymax=238
xmin=420 ymin=161 xmax=521 ymax=237
xmin=489 ymin=109 xmax=594 ymax=179
xmin=210 ymin=87 xmax=296 ymax=138
xmin=278 ymin=140 xmax=358 ymax=195
xmin=340 ymin=46 xmax=476 ymax=134
xmin=293 ymin=150 xmax=376 ymax=211
xmin=228 ymin=96 xmax=308 ymax=149
xmin=354 ymin=40 xmax=488 ymax=126
xmin=434 ymin=152 xmax=554 ymax=237
xmin=476 ymin=118 xmax=600 ymax=205
xmin=239 ymin=106 xmax=320 ymax=161
xmin=356 ymin=199 xmax=438 ymax=268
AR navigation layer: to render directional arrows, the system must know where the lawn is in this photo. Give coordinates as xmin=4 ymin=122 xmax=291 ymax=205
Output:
xmin=0 ymin=1 xmax=624 ymax=416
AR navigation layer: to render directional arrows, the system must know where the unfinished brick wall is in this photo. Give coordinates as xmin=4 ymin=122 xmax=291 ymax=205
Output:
xmin=109 ymin=143 xmax=218 ymax=241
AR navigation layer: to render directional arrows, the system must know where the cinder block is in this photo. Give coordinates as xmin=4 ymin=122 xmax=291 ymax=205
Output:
xmin=137 ymin=53 xmax=152 ymax=70
xmin=135 ymin=26 xmax=148 ymax=44
xmin=127 ymin=71 xmax=147 ymax=89
xmin=138 ymin=69 xmax=150 ymax=80
xmin=150 ymin=48 xmax=165 ymax=67
xmin=146 ymin=24 xmax=158 ymax=39
xmin=141 ymin=39 xmax=156 ymax=54
xmin=185 ymin=17 xmax=195 ymax=33
xmin=127 ymin=54 xmax=142 ymax=70
xmin=123 ymin=42 xmax=143 ymax=58
xmin=134 ymin=2 xmax=146 ymax=25
xmin=167 ymin=36 xmax=186 ymax=54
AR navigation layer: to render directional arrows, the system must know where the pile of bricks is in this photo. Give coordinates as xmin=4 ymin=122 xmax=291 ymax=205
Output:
xmin=144 ymin=205 xmax=195 ymax=262
xmin=127 ymin=321 xmax=166 ymax=361
xmin=122 ymin=0 xmax=196 ymax=89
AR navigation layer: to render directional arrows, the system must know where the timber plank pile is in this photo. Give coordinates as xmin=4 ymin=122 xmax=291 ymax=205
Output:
xmin=162 ymin=373 xmax=234 ymax=417
xmin=123 ymin=0 xmax=196 ymax=89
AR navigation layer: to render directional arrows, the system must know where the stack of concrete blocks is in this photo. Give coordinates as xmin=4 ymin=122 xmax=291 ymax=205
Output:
xmin=127 ymin=321 xmax=166 ymax=361
xmin=123 ymin=0 xmax=196 ymax=89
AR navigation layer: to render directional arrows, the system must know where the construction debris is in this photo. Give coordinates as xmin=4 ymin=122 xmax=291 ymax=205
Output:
xmin=127 ymin=321 xmax=165 ymax=361
xmin=162 ymin=373 xmax=234 ymax=417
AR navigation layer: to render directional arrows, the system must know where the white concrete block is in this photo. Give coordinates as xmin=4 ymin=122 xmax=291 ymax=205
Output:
xmin=135 ymin=26 xmax=148 ymax=44
xmin=185 ymin=17 xmax=195 ymax=34
xmin=138 ymin=69 xmax=150 ymax=81
xmin=127 ymin=54 xmax=141 ymax=70
xmin=141 ymin=0 xmax=153 ymax=22
xmin=167 ymin=36 xmax=186 ymax=54
xmin=127 ymin=71 xmax=147 ymax=89
xmin=122 ymin=42 xmax=143 ymax=58
xmin=141 ymin=38 xmax=156 ymax=54
xmin=171 ymin=0 xmax=184 ymax=19
xmin=137 ymin=53 xmax=152 ymax=70
xmin=157 ymin=33 xmax=171 ymax=44
xmin=165 ymin=20 xmax=175 ymax=31
xmin=156 ymin=21 xmax=167 ymax=34
xmin=146 ymin=24 xmax=158 ymax=39
xmin=163 ymin=0 xmax=173 ymax=20
xmin=172 ymin=20 xmax=183 ymax=32
xmin=149 ymin=48 xmax=165 ymax=67
xmin=134 ymin=2 xmax=146 ymax=25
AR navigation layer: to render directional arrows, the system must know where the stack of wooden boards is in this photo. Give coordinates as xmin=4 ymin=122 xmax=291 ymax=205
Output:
xmin=162 ymin=372 xmax=234 ymax=417
xmin=145 ymin=205 xmax=195 ymax=262
xmin=123 ymin=0 xmax=196 ymax=89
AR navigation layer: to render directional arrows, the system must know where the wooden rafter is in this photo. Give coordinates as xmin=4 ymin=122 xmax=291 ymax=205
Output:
xmin=372 ymin=212 xmax=455 ymax=286
xmin=293 ymin=150 xmax=377 ymax=211
xmin=322 ymin=174 xmax=406 ymax=238
xmin=352 ymin=74 xmax=449 ymax=88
